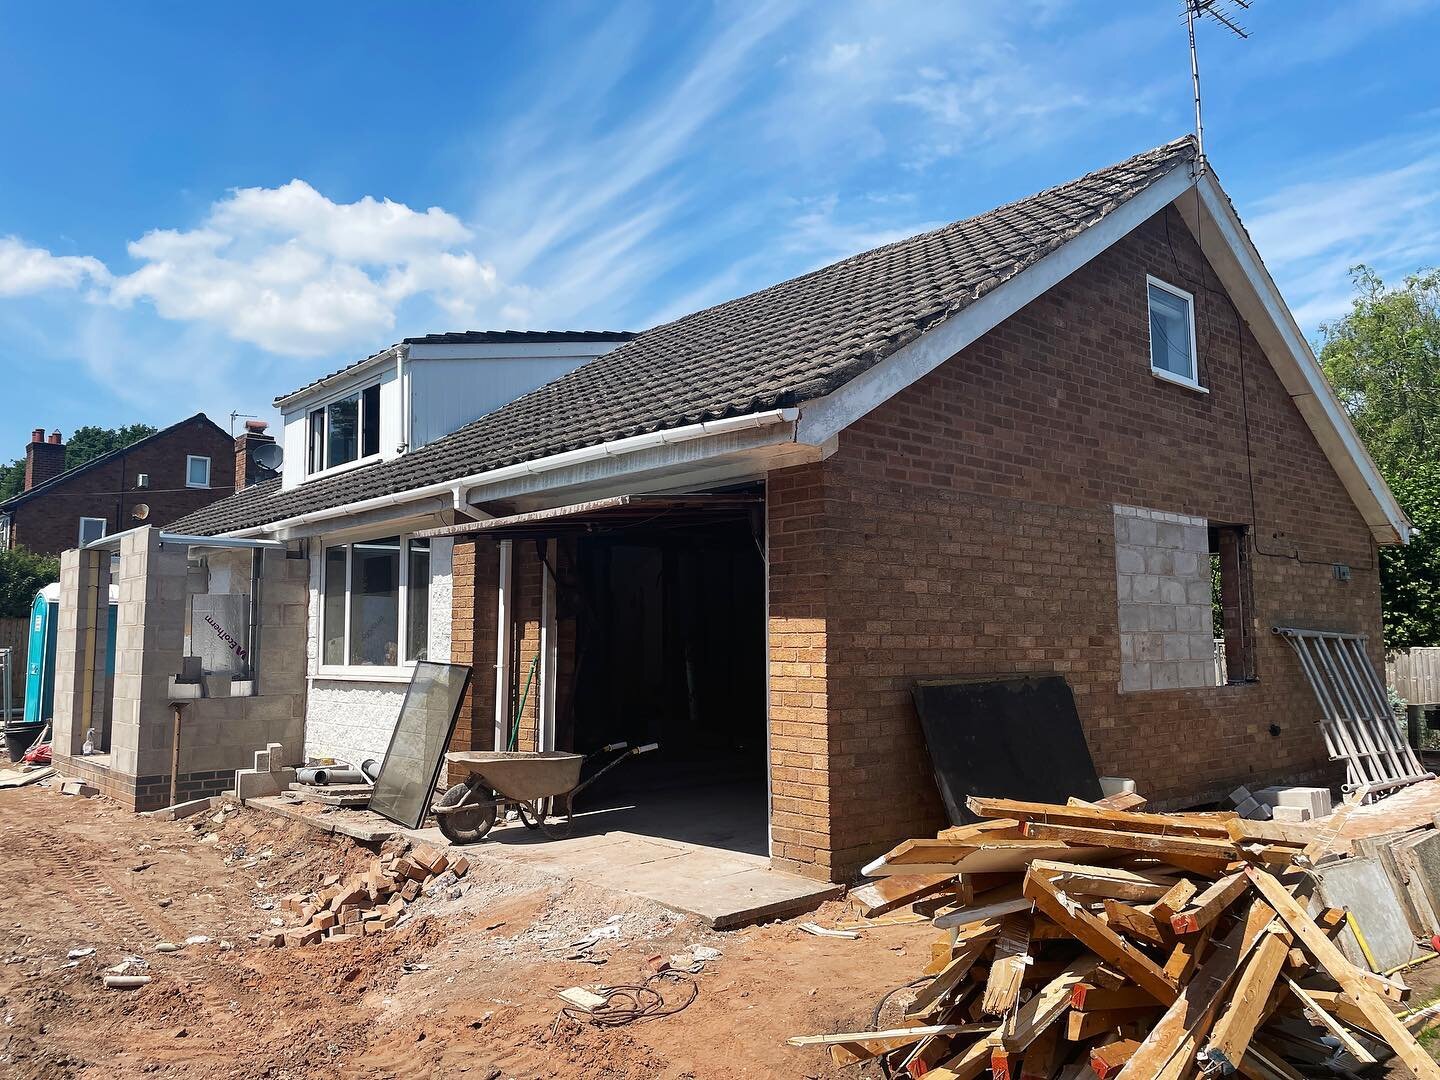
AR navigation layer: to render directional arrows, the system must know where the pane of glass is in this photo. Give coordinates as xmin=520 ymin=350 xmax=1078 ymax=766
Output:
xmin=406 ymin=538 xmax=431 ymax=661
xmin=308 ymin=409 xmax=325 ymax=473
xmin=187 ymin=457 xmax=209 ymax=486
xmin=1149 ymin=284 xmax=1193 ymax=379
xmin=362 ymin=383 xmax=381 ymax=458
xmin=349 ymin=536 xmax=400 ymax=665
xmin=368 ymin=661 xmax=471 ymax=829
xmin=323 ymin=547 xmax=347 ymax=666
xmin=327 ymin=393 xmax=360 ymax=468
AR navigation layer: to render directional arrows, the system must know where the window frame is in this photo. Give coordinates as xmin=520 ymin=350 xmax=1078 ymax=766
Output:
xmin=317 ymin=531 xmax=431 ymax=676
xmin=185 ymin=454 xmax=212 ymax=489
xmin=1146 ymin=275 xmax=1206 ymax=393
xmin=306 ymin=379 xmax=383 ymax=478
xmin=78 ymin=516 xmax=107 ymax=546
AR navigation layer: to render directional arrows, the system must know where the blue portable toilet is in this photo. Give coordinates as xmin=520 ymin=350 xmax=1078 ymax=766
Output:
xmin=22 ymin=582 xmax=119 ymax=726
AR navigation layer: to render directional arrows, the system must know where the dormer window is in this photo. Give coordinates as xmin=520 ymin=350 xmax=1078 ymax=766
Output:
xmin=308 ymin=382 xmax=381 ymax=474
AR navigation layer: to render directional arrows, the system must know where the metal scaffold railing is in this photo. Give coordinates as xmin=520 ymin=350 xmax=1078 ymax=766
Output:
xmin=1274 ymin=626 xmax=1431 ymax=798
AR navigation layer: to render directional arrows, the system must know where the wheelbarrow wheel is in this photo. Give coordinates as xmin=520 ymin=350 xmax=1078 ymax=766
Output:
xmin=435 ymin=783 xmax=496 ymax=845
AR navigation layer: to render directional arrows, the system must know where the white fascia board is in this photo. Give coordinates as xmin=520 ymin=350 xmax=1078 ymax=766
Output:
xmin=796 ymin=163 xmax=1198 ymax=446
xmin=273 ymin=346 xmax=399 ymax=410
xmin=406 ymin=340 xmax=624 ymax=361
xmin=1179 ymin=174 xmax=1411 ymax=545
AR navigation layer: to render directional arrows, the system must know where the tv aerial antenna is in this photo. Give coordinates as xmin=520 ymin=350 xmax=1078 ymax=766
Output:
xmin=1184 ymin=0 xmax=1250 ymax=177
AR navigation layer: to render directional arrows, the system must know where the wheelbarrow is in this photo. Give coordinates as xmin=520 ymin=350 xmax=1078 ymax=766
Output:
xmin=433 ymin=742 xmax=658 ymax=844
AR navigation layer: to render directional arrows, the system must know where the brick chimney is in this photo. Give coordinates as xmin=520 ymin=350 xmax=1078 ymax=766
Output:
xmin=234 ymin=420 xmax=277 ymax=490
xmin=24 ymin=428 xmax=65 ymax=490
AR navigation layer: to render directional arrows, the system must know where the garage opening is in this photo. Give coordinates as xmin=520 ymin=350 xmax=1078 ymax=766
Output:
xmin=440 ymin=491 xmax=771 ymax=858
xmin=564 ymin=512 xmax=768 ymax=854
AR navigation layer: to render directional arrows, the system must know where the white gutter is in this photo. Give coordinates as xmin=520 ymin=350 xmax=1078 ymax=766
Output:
xmin=226 ymin=407 xmax=799 ymax=538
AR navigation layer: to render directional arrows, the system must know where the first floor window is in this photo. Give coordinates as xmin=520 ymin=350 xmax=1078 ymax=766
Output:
xmin=308 ymin=381 xmax=381 ymax=474
xmin=79 ymin=517 xmax=107 ymax=546
xmin=1147 ymin=276 xmax=1200 ymax=387
xmin=186 ymin=455 xmax=211 ymax=488
xmin=321 ymin=534 xmax=431 ymax=667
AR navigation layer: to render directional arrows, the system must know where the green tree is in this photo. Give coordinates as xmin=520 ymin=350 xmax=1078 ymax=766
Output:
xmin=1319 ymin=266 xmax=1440 ymax=649
xmin=0 ymin=423 xmax=160 ymax=503
xmin=0 ymin=546 xmax=59 ymax=618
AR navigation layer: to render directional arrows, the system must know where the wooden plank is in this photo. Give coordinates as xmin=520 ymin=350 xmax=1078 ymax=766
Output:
xmin=1114 ymin=899 xmax=1276 ymax=1080
xmin=1149 ymin=879 xmax=1198 ymax=927
xmin=1294 ymin=988 xmax=1381 ymax=1036
xmin=1202 ymin=928 xmax=1291 ymax=1071
xmin=1018 ymin=1023 xmax=1065 ymax=1080
xmin=1088 ymin=1037 xmax=1142 ymax=1079
xmin=969 ymin=797 xmax=1235 ymax=838
xmin=1066 ymin=1006 xmax=1158 ymax=1041
xmin=1102 ymin=899 xmax=1167 ymax=946
xmin=981 ymin=913 xmax=1032 ymax=1016
xmin=1283 ymin=977 xmax=1376 ymax=1065
xmin=1223 ymin=818 xmax=1316 ymax=848
xmin=850 ymin=873 xmax=957 ymax=917
xmin=908 ymin=939 xmax=992 ymax=1019
xmin=999 ymin=955 xmax=1101 ymax=1052
xmin=1071 ymin=984 xmax=1154 ymax=1012
xmin=863 ymin=843 xmax=1111 ymax=878
xmin=1162 ymin=923 xmax=1212 ymax=983
xmin=1169 ymin=872 xmax=1248 ymax=934
xmin=1246 ymin=866 xmax=1440 ymax=1079
xmin=926 ymin=1025 xmax=1002 ymax=1080
xmin=1029 ymin=859 xmax=1178 ymax=903
xmin=1024 ymin=870 xmax=1179 ymax=1005
xmin=932 ymin=893 xmax=1034 ymax=930
xmin=1021 ymin=821 xmax=1258 ymax=866
xmin=787 ymin=1023 xmax=974 ymax=1048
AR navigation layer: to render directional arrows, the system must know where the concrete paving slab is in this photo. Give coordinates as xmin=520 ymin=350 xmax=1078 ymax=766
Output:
xmin=248 ymin=795 xmax=397 ymax=842
xmin=1316 ymin=855 xmax=1424 ymax=971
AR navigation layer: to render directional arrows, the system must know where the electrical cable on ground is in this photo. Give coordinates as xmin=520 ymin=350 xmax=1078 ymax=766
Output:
xmin=869 ymin=976 xmax=933 ymax=1080
xmin=554 ymin=970 xmax=699 ymax=1033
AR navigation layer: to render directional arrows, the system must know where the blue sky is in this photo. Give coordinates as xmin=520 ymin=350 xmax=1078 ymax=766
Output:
xmin=0 ymin=1 xmax=1437 ymax=455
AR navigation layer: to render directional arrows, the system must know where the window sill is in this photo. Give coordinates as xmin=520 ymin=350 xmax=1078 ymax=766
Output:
xmin=313 ymin=665 xmax=416 ymax=684
xmin=1151 ymin=368 xmax=1209 ymax=394
xmin=306 ymin=454 xmax=383 ymax=484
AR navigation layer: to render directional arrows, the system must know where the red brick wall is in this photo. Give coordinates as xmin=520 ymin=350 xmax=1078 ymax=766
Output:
xmin=8 ymin=417 xmax=237 ymax=556
xmin=768 ymin=205 xmax=1382 ymax=880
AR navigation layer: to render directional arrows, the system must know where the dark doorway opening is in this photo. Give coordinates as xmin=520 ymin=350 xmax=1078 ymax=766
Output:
xmin=563 ymin=513 xmax=768 ymax=856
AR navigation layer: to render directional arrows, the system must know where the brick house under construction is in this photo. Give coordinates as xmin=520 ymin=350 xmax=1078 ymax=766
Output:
xmin=157 ymin=136 xmax=1409 ymax=882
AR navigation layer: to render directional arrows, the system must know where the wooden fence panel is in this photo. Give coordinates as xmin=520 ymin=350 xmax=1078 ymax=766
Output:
xmin=0 ymin=616 xmax=29 ymax=719
xmin=1388 ymin=648 xmax=1440 ymax=706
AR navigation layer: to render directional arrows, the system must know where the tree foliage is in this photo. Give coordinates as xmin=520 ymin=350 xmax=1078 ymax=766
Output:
xmin=0 ymin=423 xmax=159 ymax=502
xmin=1319 ymin=266 xmax=1440 ymax=649
xmin=0 ymin=546 xmax=59 ymax=618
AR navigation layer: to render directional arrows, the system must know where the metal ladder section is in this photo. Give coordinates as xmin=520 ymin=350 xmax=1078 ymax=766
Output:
xmin=1273 ymin=626 xmax=1430 ymax=797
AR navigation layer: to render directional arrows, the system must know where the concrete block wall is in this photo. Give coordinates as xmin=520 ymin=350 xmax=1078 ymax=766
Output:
xmin=1113 ymin=504 xmax=1216 ymax=692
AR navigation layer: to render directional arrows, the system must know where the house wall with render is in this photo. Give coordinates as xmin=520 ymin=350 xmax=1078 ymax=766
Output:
xmin=765 ymin=204 xmax=1381 ymax=881
xmin=301 ymin=535 xmax=454 ymax=767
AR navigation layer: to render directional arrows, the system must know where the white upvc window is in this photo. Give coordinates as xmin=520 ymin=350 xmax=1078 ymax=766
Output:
xmin=319 ymin=533 xmax=431 ymax=672
xmin=308 ymin=382 xmax=381 ymax=476
xmin=1146 ymin=275 xmax=1205 ymax=392
xmin=186 ymin=455 xmax=211 ymax=488
xmin=78 ymin=517 xmax=107 ymax=546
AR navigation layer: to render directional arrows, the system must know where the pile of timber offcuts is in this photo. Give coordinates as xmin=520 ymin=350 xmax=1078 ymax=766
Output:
xmin=789 ymin=794 xmax=1440 ymax=1079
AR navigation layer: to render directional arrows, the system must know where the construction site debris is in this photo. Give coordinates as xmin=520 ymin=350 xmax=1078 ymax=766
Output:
xmin=791 ymin=793 xmax=1440 ymax=1079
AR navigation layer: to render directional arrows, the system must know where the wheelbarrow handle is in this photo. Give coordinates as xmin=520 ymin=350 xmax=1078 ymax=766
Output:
xmin=600 ymin=741 xmax=629 ymax=753
xmin=635 ymin=742 xmax=659 ymax=754
xmin=571 ymin=741 xmax=662 ymax=797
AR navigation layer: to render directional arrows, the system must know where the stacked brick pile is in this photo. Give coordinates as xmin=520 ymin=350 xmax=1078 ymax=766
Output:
xmin=260 ymin=842 xmax=470 ymax=947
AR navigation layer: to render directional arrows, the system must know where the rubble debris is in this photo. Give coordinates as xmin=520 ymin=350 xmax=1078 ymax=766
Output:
xmin=791 ymin=794 xmax=1440 ymax=1079
xmin=258 ymin=841 xmax=462 ymax=947
xmin=102 ymin=974 xmax=151 ymax=990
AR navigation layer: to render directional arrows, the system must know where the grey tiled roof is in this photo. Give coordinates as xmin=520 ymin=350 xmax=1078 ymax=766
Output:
xmin=168 ymin=137 xmax=1196 ymax=537
xmin=275 ymin=330 xmax=637 ymax=404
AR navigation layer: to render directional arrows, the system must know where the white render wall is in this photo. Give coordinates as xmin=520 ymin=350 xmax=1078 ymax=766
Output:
xmin=301 ymin=535 xmax=453 ymax=767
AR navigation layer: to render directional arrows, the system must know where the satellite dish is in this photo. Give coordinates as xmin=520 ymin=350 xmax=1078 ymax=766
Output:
xmin=132 ymin=503 xmax=151 ymax=521
xmin=252 ymin=442 xmax=284 ymax=472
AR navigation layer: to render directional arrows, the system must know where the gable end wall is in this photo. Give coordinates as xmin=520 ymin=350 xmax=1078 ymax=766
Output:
xmin=768 ymin=205 xmax=1382 ymax=880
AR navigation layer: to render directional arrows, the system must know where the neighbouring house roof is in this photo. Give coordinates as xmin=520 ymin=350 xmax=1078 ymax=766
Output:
xmin=166 ymin=136 xmax=1411 ymax=545
xmin=273 ymin=330 xmax=638 ymax=406
xmin=1 ymin=413 xmax=229 ymax=512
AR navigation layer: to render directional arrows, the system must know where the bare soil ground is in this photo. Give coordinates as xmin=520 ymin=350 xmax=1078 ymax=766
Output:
xmin=0 ymin=785 xmax=928 ymax=1080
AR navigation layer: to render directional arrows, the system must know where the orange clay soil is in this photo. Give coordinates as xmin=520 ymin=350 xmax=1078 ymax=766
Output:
xmin=0 ymin=785 xmax=930 ymax=1080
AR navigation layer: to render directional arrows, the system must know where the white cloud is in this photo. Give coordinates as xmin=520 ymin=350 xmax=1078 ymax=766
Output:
xmin=98 ymin=180 xmax=500 ymax=356
xmin=0 ymin=237 xmax=109 ymax=297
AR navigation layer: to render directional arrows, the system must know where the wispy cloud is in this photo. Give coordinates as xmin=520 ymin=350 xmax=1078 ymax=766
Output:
xmin=1245 ymin=131 xmax=1440 ymax=329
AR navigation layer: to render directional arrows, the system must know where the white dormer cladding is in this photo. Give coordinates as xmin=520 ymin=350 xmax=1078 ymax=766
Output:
xmin=277 ymin=337 xmax=622 ymax=491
